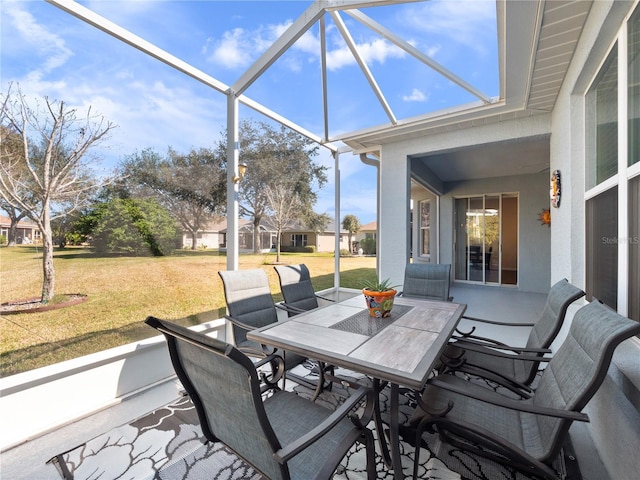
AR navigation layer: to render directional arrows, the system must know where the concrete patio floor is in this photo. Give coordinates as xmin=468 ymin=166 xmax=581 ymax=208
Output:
xmin=1 ymin=282 xmax=607 ymax=480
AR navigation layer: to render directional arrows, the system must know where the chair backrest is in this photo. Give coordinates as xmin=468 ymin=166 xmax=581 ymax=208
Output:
xmin=274 ymin=264 xmax=319 ymax=314
xmin=525 ymin=278 xmax=585 ymax=351
xmin=219 ymin=269 xmax=279 ymax=345
xmin=532 ymin=300 xmax=640 ymax=462
xmin=402 ymin=263 xmax=451 ymax=301
xmin=145 ymin=316 xmax=288 ymax=480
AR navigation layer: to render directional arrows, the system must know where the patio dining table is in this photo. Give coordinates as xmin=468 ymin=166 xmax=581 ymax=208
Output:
xmin=247 ymin=293 xmax=466 ymax=479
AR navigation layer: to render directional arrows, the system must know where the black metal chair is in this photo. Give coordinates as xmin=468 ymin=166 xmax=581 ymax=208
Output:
xmin=145 ymin=316 xmax=376 ymax=480
xmin=400 ymin=263 xmax=452 ymax=301
xmin=442 ymin=278 xmax=585 ymax=395
xmin=219 ymin=268 xmax=321 ymax=393
xmin=274 ymin=264 xmax=334 ymax=316
xmin=409 ymin=300 xmax=640 ymax=480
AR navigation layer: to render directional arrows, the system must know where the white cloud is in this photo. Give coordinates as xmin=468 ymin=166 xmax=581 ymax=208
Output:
xmin=402 ymin=88 xmax=429 ymax=102
xmin=325 ymin=38 xmax=405 ymax=71
xmin=401 ymin=0 xmax=496 ymax=55
xmin=3 ymin=1 xmax=73 ymax=82
xmin=206 ymin=28 xmax=255 ymax=69
xmin=205 ymin=17 xmax=405 ymax=74
xmin=205 ymin=20 xmax=294 ymax=70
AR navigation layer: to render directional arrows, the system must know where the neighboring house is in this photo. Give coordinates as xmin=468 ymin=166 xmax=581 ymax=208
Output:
xmin=0 ymin=215 xmax=41 ymax=245
xmin=187 ymin=217 xmax=349 ymax=253
xmin=356 ymin=221 xmax=377 ymax=243
xmin=181 ymin=218 xmax=252 ymax=250
xmin=279 ymin=220 xmax=350 ymax=253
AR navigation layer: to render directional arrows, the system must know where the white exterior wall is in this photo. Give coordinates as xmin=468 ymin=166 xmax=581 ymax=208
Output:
xmin=378 ymin=144 xmax=411 ymax=287
xmin=378 ymin=115 xmax=552 ymax=293
xmin=550 ymin=2 xmax=640 ymax=479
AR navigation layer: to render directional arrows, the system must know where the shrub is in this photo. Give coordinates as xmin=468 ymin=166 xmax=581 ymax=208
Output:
xmin=88 ymin=198 xmax=181 ymax=256
xmin=360 ymin=237 xmax=376 ymax=255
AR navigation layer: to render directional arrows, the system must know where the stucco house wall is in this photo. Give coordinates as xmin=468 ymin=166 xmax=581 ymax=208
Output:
xmin=374 ymin=2 xmax=640 ymax=477
xmin=548 ymin=2 xmax=640 ymax=479
xmin=376 ymin=114 xmax=552 ymax=291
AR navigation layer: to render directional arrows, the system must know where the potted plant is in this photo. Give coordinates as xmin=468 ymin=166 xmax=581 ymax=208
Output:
xmin=362 ymin=278 xmax=399 ymax=318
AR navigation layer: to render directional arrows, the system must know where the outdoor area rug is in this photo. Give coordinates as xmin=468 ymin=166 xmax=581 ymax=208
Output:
xmin=48 ymin=366 xmax=576 ymax=480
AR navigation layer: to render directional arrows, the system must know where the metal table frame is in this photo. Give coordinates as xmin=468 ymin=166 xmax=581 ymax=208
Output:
xmin=248 ymin=294 xmax=466 ymax=479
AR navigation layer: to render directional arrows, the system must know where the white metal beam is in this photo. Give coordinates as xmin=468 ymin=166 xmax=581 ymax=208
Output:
xmin=345 ymin=8 xmax=493 ymax=104
xmin=238 ymin=95 xmax=338 ymax=151
xmin=45 ymin=0 xmax=338 ymax=152
xmin=45 ymin=0 xmax=229 ymax=94
xmin=330 ymin=10 xmax=397 ymax=125
xmin=322 ymin=0 xmax=429 ymax=12
xmin=320 ymin=16 xmax=330 ymax=143
xmin=231 ymin=2 xmax=325 ymax=96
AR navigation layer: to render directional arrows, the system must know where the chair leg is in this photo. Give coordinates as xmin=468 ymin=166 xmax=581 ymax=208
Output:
xmin=364 ymin=428 xmax=376 ymax=480
xmin=413 ymin=421 xmax=427 ymax=480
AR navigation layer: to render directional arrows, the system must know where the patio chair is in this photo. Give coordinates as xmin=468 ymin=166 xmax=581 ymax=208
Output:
xmin=145 ymin=316 xmax=376 ymax=480
xmin=274 ymin=264 xmax=336 ymax=390
xmin=409 ymin=300 xmax=640 ymax=480
xmin=442 ymin=278 xmax=585 ymax=395
xmin=274 ymin=264 xmax=334 ymax=316
xmin=400 ymin=263 xmax=452 ymax=301
xmin=218 ymin=269 xmax=322 ymax=393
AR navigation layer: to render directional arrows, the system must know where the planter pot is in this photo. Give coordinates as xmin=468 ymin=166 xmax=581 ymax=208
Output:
xmin=362 ymin=288 xmax=397 ymax=318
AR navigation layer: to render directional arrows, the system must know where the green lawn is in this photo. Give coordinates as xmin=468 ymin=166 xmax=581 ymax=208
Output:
xmin=0 ymin=246 xmax=376 ymax=377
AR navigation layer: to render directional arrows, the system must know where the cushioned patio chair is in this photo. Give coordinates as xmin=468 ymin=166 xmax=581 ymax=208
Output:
xmin=442 ymin=278 xmax=585 ymax=395
xmin=219 ymin=268 xmax=323 ymax=393
xmin=400 ymin=263 xmax=452 ymax=301
xmin=409 ymin=300 xmax=640 ymax=480
xmin=145 ymin=316 xmax=376 ymax=480
xmin=274 ymin=264 xmax=334 ymax=316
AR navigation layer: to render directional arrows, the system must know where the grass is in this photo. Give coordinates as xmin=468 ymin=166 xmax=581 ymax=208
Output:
xmin=0 ymin=245 xmax=376 ymax=377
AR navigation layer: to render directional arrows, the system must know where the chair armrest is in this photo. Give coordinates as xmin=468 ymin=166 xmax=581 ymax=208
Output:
xmin=276 ymin=303 xmax=306 ymax=314
xmin=450 ymin=341 xmax=553 ymax=362
xmin=451 ymin=337 xmax=552 ymax=355
xmin=461 ymin=315 xmax=536 ymax=327
xmin=315 ymin=294 xmax=335 ymax=303
xmin=224 ymin=314 xmax=258 ymax=333
xmin=274 ymin=385 xmax=374 ymax=463
xmin=426 ymin=377 xmax=589 ymax=422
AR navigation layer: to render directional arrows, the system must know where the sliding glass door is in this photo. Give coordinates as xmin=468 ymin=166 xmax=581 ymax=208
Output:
xmin=454 ymin=194 xmax=518 ymax=285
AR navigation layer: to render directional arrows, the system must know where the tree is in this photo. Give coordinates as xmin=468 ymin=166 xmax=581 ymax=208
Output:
xmin=305 ymin=211 xmax=332 ymax=251
xmin=264 ymin=183 xmax=304 ymax=262
xmin=0 ymin=85 xmax=116 ymax=302
xmin=120 ymin=147 xmax=226 ymax=250
xmin=342 ymin=214 xmax=361 ymax=253
xmin=0 ymin=125 xmax=34 ymax=246
xmin=232 ymin=120 xmax=327 ymax=253
xmin=86 ymin=198 xmax=180 ymax=256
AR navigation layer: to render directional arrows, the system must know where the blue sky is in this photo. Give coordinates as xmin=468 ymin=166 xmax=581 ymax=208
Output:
xmin=1 ymin=0 xmax=498 ymax=225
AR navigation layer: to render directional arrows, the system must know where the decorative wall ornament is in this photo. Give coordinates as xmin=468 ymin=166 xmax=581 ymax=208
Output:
xmin=538 ymin=208 xmax=551 ymax=227
xmin=550 ymin=170 xmax=561 ymax=208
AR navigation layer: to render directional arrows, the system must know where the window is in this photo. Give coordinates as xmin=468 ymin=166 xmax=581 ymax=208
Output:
xmin=629 ymin=176 xmax=640 ymax=321
xmin=586 ymin=187 xmax=618 ymax=309
xmin=291 ymin=234 xmax=307 ymax=247
xmin=585 ymin=5 xmax=640 ymax=320
xmin=586 ymin=46 xmax=618 ymax=189
xmin=629 ymin=6 xmax=640 ymax=167
xmin=419 ymin=200 xmax=430 ymax=257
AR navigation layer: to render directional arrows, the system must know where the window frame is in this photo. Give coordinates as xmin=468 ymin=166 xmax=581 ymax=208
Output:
xmin=585 ymin=5 xmax=640 ymax=320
